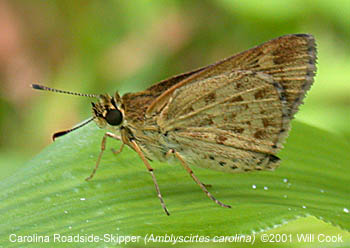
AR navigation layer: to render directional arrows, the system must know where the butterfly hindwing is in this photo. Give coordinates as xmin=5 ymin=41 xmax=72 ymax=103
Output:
xmin=156 ymin=70 xmax=288 ymax=172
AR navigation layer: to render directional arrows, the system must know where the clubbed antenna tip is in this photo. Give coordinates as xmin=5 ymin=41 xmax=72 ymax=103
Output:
xmin=31 ymin=84 xmax=45 ymax=90
xmin=52 ymin=117 xmax=95 ymax=140
xmin=30 ymin=83 xmax=98 ymax=98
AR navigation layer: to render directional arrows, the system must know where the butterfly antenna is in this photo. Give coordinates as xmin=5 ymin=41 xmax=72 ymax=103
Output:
xmin=31 ymin=84 xmax=98 ymax=98
xmin=52 ymin=117 xmax=95 ymax=140
xmin=31 ymin=84 xmax=98 ymax=139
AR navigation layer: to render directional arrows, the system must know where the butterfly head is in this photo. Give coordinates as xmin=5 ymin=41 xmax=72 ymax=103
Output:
xmin=92 ymin=92 xmax=125 ymax=129
xmin=31 ymin=84 xmax=126 ymax=139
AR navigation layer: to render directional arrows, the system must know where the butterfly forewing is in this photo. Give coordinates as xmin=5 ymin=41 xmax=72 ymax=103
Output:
xmin=146 ymin=34 xmax=316 ymax=122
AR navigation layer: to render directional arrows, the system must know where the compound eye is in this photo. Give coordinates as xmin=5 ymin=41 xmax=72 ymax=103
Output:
xmin=105 ymin=109 xmax=123 ymax=126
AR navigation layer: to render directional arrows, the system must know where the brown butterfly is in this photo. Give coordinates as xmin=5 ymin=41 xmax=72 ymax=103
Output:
xmin=32 ymin=34 xmax=317 ymax=215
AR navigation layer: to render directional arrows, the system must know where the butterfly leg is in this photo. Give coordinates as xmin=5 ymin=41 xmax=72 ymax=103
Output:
xmin=171 ymin=149 xmax=231 ymax=209
xmin=165 ymin=150 xmax=212 ymax=188
xmin=130 ymin=140 xmax=170 ymax=216
xmin=86 ymin=132 xmax=122 ymax=181
xmin=111 ymin=143 xmax=125 ymax=155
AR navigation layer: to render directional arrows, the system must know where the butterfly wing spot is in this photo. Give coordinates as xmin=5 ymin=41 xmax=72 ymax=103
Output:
xmin=233 ymin=127 xmax=244 ymax=134
xmin=228 ymin=95 xmax=244 ymax=103
xmin=269 ymin=154 xmax=280 ymax=163
xmin=219 ymin=161 xmax=226 ymax=166
xmin=254 ymin=88 xmax=269 ymax=99
xmin=204 ymin=92 xmax=216 ymax=104
xmin=253 ymin=130 xmax=267 ymax=139
xmin=216 ymin=135 xmax=228 ymax=144
xmin=262 ymin=118 xmax=270 ymax=128
xmin=235 ymin=82 xmax=242 ymax=89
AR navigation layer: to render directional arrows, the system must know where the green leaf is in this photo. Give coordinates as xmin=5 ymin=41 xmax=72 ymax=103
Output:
xmin=1 ymin=121 xmax=349 ymax=246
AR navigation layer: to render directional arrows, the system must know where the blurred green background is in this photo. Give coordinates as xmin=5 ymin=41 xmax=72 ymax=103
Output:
xmin=0 ymin=0 xmax=349 ymax=246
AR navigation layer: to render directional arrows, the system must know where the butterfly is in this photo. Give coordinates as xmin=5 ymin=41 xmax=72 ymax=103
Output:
xmin=32 ymin=33 xmax=317 ymax=215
